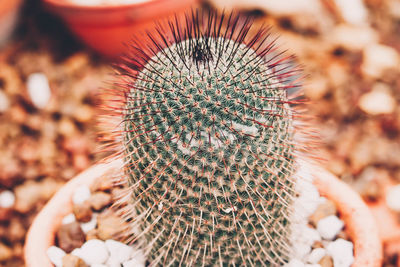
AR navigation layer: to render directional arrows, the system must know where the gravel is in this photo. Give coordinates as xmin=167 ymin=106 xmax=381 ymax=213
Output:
xmin=48 ymin=167 xmax=354 ymax=267
xmin=386 ymin=184 xmax=400 ymax=212
xmin=26 ymin=73 xmax=51 ymax=109
xmin=317 ymin=215 xmax=345 ymax=240
xmin=358 ymin=83 xmax=396 ymax=115
xmin=326 ymin=239 xmax=354 ymax=267
xmin=78 ymin=239 xmax=109 ymax=264
xmin=47 ymin=246 xmax=66 ymax=267
xmin=0 ymin=90 xmax=10 ymax=113
xmin=0 ymin=190 xmax=15 ymax=208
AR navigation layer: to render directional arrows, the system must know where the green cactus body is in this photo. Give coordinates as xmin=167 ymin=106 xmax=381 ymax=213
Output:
xmin=119 ymin=12 xmax=299 ymax=267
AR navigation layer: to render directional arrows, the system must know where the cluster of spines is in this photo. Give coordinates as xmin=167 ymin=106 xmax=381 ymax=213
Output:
xmin=99 ymin=8 xmax=311 ymax=267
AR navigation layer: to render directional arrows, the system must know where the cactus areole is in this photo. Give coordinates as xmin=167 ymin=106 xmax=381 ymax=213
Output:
xmin=115 ymin=10 xmax=302 ymax=266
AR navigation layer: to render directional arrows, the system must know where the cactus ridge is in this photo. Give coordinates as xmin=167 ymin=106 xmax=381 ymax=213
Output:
xmin=108 ymin=10 xmax=303 ymax=267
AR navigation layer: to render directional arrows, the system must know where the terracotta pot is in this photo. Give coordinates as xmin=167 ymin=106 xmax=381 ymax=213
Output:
xmin=42 ymin=0 xmax=198 ymax=58
xmin=365 ymin=175 xmax=400 ymax=266
xmin=0 ymin=0 xmax=23 ymax=47
xmin=24 ymin=160 xmax=382 ymax=266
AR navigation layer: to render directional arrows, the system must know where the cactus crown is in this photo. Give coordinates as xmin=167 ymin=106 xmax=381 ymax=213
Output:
xmin=110 ymin=9 xmax=302 ymax=267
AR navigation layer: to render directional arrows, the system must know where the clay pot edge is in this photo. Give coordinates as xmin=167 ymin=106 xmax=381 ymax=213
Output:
xmin=24 ymin=159 xmax=382 ymax=267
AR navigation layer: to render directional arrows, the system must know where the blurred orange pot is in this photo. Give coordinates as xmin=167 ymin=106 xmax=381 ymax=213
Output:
xmin=42 ymin=0 xmax=198 ymax=58
xmin=0 ymin=0 xmax=23 ymax=47
xmin=24 ymin=160 xmax=382 ymax=266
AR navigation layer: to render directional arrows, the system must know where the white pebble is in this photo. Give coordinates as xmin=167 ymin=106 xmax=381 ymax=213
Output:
xmin=46 ymin=246 xmax=66 ymax=267
xmin=386 ymin=184 xmax=400 ymax=212
xmin=122 ymin=258 xmax=146 ymax=267
xmin=62 ymin=213 xmax=76 ymax=224
xmin=106 ymin=257 xmax=122 ymax=267
xmin=362 ymin=44 xmax=400 ymax=78
xmin=334 ymin=0 xmax=368 ymax=25
xmin=79 ymin=239 xmax=109 ymax=264
xmin=0 ymin=190 xmax=15 ymax=208
xmin=285 ymin=258 xmax=305 ymax=267
xmin=72 ymin=185 xmax=91 ymax=205
xmin=291 ymin=225 xmax=321 ymax=259
xmin=71 ymin=248 xmax=82 ymax=257
xmin=27 ymin=73 xmax=51 ymax=109
xmin=317 ymin=215 xmax=344 ymax=240
xmin=305 ymin=264 xmax=321 ymax=267
xmin=80 ymin=213 xmax=97 ymax=233
xmin=326 ymin=238 xmax=354 ymax=267
xmin=359 ymin=84 xmax=396 ymax=115
xmin=91 ymin=264 xmax=107 ymax=267
xmin=307 ymin=248 xmax=326 ymax=264
xmin=105 ymin=239 xmax=134 ymax=263
xmin=331 ymin=25 xmax=377 ymax=50
xmin=0 ymin=90 xmax=10 ymax=113
xmin=130 ymin=248 xmax=146 ymax=265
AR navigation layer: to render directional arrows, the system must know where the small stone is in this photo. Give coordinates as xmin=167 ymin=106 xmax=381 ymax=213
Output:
xmin=62 ymin=254 xmax=88 ymax=267
xmin=56 ymin=222 xmax=86 ymax=253
xmin=73 ymin=105 xmax=93 ymax=123
xmin=362 ymin=44 xmax=400 ymax=78
xmin=307 ymin=248 xmax=326 ymax=264
xmin=359 ymin=84 xmax=396 ymax=115
xmin=27 ymin=73 xmax=51 ymax=109
xmin=331 ymin=25 xmax=377 ymax=50
xmin=71 ymin=248 xmax=82 ymax=258
xmin=326 ymin=238 xmax=354 ymax=267
xmin=89 ymin=192 xmax=112 ymax=211
xmin=97 ymin=213 xmax=124 ymax=240
xmin=73 ymin=201 xmax=92 ymax=223
xmin=14 ymin=181 xmax=42 ymax=213
xmin=0 ymin=242 xmax=13 ymax=261
xmin=0 ymin=90 xmax=10 ymax=113
xmin=86 ymin=229 xmax=99 ymax=240
xmin=105 ymin=239 xmax=134 ymax=263
xmin=47 ymin=246 xmax=66 ymax=267
xmin=8 ymin=218 xmax=25 ymax=242
xmin=130 ymin=249 xmax=146 ymax=265
xmin=91 ymin=177 xmax=114 ymax=192
xmin=333 ymin=0 xmax=368 ymax=25
xmin=79 ymin=239 xmax=109 ymax=264
xmin=91 ymin=264 xmax=107 ymax=267
xmin=58 ymin=118 xmax=77 ymax=137
xmin=122 ymin=259 xmax=146 ymax=267
xmin=318 ymin=255 xmax=333 ymax=267
xmin=106 ymin=256 xmax=123 ymax=267
xmin=80 ymin=213 xmax=97 ymax=233
xmin=285 ymin=259 xmax=305 ymax=267
xmin=317 ymin=215 xmax=344 ymax=240
xmin=386 ymin=184 xmax=400 ymax=212
xmin=0 ymin=190 xmax=15 ymax=208
xmin=62 ymin=213 xmax=76 ymax=225
xmin=309 ymin=200 xmax=336 ymax=226
xmin=305 ymin=264 xmax=321 ymax=267
xmin=72 ymin=185 xmax=91 ymax=205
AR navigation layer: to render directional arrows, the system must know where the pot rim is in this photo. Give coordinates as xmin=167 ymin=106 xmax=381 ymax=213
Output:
xmin=43 ymin=0 xmax=167 ymax=11
xmin=0 ymin=0 xmax=22 ymax=18
xmin=24 ymin=159 xmax=382 ymax=267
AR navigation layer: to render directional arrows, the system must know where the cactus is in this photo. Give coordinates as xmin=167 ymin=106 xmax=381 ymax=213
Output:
xmin=111 ymin=10 xmax=302 ymax=267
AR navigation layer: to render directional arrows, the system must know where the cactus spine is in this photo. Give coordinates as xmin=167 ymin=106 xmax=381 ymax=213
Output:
xmin=114 ymin=10 xmax=301 ymax=266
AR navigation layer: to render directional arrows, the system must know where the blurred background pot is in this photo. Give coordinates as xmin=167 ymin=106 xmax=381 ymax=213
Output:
xmin=0 ymin=0 xmax=23 ymax=47
xmin=42 ymin=0 xmax=198 ymax=58
xmin=24 ymin=160 xmax=382 ymax=267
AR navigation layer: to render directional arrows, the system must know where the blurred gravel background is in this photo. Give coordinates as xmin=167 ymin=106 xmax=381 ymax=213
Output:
xmin=0 ymin=0 xmax=399 ymax=266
